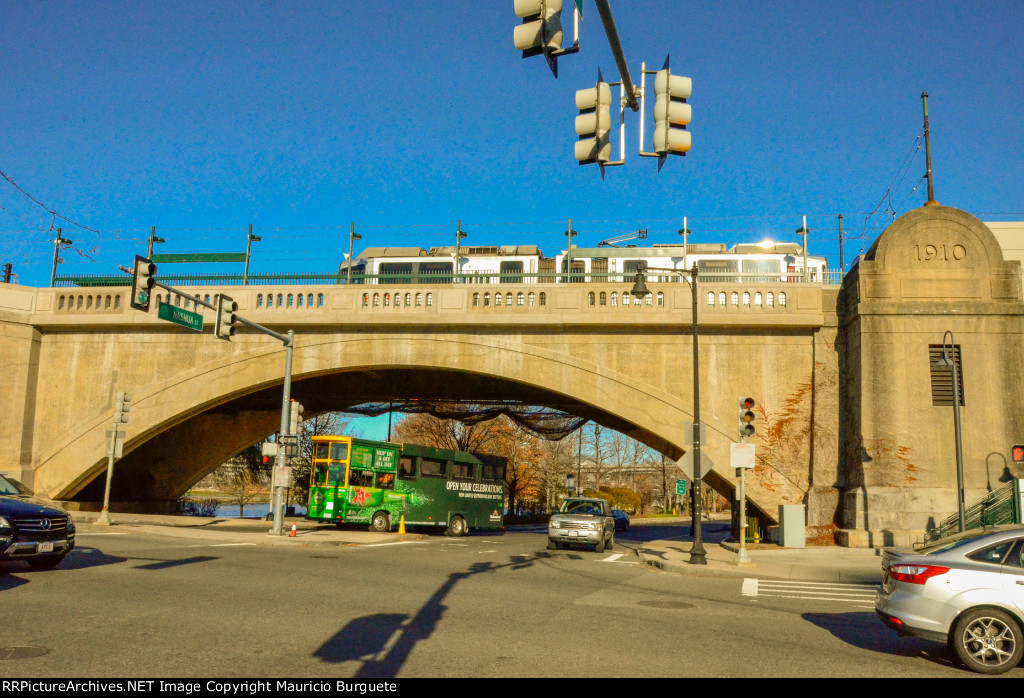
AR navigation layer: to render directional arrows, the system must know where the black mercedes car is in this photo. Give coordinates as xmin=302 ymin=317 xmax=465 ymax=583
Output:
xmin=0 ymin=472 xmax=75 ymax=569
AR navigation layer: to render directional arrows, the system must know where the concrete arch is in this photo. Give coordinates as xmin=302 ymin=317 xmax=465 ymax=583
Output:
xmin=35 ymin=332 xmax=741 ymax=506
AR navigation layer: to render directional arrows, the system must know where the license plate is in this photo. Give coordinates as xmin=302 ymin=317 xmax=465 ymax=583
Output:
xmin=38 ymin=542 xmax=53 ymax=553
xmin=569 ymin=531 xmax=578 ymax=537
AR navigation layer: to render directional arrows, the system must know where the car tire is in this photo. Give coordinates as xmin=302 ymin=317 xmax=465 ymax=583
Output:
xmin=952 ymin=607 xmax=1024 ymax=674
xmin=594 ymin=537 xmax=605 ymax=553
xmin=446 ymin=515 xmax=466 ymax=537
xmin=369 ymin=511 xmax=390 ymax=533
xmin=547 ymin=539 xmax=557 ymax=550
xmin=607 ymin=531 xmax=614 ymax=550
xmin=26 ymin=554 xmax=65 ymax=570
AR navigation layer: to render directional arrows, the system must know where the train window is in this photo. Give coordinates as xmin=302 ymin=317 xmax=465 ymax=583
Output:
xmin=707 ymin=292 xmax=715 ymax=306
xmin=421 ymin=262 xmax=453 ymax=284
xmin=767 ymin=292 xmax=774 ymax=307
xmin=743 ymin=292 xmax=750 ymax=307
xmin=742 ymin=259 xmax=781 ymax=283
xmin=381 ymin=262 xmax=413 ymax=284
xmin=731 ymin=292 xmax=739 ymax=306
xmin=600 ymin=292 xmax=607 ymax=306
xmin=473 ymin=293 xmax=480 ymax=307
xmin=698 ymin=259 xmax=740 ymax=283
xmin=588 ymin=292 xmax=595 ymax=306
xmin=500 ymin=261 xmax=523 ymax=283
xmin=755 ymin=292 xmax=762 ymax=307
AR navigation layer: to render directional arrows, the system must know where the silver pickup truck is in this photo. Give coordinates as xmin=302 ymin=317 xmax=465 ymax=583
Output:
xmin=547 ymin=497 xmax=615 ymax=552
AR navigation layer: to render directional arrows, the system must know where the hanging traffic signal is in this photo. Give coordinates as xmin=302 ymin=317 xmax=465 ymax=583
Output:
xmin=652 ymin=55 xmax=691 ymax=164
xmin=214 ymin=294 xmax=237 ymax=341
xmin=739 ymin=397 xmax=756 ymax=439
xmin=514 ymin=0 xmax=563 ymax=74
xmin=130 ymin=255 xmax=157 ymax=312
xmin=575 ymin=70 xmax=612 ymax=167
xmin=114 ymin=392 xmax=132 ymax=424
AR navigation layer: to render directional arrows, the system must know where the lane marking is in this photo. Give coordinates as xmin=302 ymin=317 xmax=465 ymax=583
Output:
xmin=75 ymin=532 xmax=127 ymax=536
xmin=742 ymin=578 xmax=877 ymax=607
xmin=359 ymin=541 xmax=428 ymax=548
xmin=600 ymin=553 xmax=637 ymax=564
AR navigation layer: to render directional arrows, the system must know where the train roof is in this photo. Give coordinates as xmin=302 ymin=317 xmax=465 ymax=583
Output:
xmin=566 ymin=241 xmax=819 ymax=258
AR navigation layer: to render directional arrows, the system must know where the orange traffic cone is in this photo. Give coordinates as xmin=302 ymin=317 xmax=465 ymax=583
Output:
xmin=289 ymin=524 xmax=297 ymax=537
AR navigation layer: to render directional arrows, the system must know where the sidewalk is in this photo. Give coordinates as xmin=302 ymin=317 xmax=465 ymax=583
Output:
xmin=627 ymin=519 xmax=883 ymax=584
xmin=70 ymin=511 xmax=885 ymax=583
xmin=69 ymin=511 xmax=427 ymax=547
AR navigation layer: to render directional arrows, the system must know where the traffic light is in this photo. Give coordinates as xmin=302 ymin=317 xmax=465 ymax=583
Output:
xmin=289 ymin=400 xmax=305 ymax=435
xmin=2 ymin=263 xmax=12 ymax=283
xmin=575 ymin=71 xmax=612 ymax=167
xmin=652 ymin=55 xmax=692 ymax=164
xmin=214 ymin=294 xmax=237 ymax=341
xmin=514 ymin=0 xmax=563 ymax=72
xmin=739 ymin=397 xmax=756 ymax=439
xmin=130 ymin=255 xmax=157 ymax=312
xmin=114 ymin=392 xmax=132 ymax=424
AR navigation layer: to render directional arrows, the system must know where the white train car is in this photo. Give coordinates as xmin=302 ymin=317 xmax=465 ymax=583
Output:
xmin=339 ymin=241 xmax=828 ymax=284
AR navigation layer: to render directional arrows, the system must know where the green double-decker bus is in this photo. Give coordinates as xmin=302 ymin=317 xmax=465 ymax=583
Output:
xmin=306 ymin=435 xmax=507 ymax=536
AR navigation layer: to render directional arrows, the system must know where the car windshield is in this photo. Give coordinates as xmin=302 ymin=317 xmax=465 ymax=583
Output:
xmin=559 ymin=500 xmax=602 ymax=515
xmin=0 ymin=473 xmax=21 ymax=496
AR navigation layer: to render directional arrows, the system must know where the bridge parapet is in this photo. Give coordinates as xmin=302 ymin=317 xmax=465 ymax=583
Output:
xmin=33 ymin=282 xmax=832 ymax=329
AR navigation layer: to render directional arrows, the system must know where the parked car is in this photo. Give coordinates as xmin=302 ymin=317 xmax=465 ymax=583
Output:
xmin=611 ymin=508 xmax=630 ymax=532
xmin=876 ymin=525 xmax=1024 ymax=674
xmin=547 ymin=497 xmax=615 ymax=552
xmin=0 ymin=472 xmax=75 ymax=570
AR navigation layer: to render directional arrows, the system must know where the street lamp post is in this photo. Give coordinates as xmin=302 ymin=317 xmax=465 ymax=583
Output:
xmin=455 ymin=221 xmax=466 ymax=284
xmin=146 ymin=226 xmax=165 ymax=260
xmin=631 ymin=261 xmax=707 ymax=564
xmin=939 ymin=331 xmax=967 ymax=532
xmin=347 ymin=223 xmax=362 ymax=285
xmin=50 ymin=230 xmax=72 ymax=287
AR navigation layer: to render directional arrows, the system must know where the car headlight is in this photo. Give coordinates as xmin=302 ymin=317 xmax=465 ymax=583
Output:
xmin=551 ymin=521 xmax=560 ymax=529
xmin=0 ymin=516 xmax=10 ymax=528
xmin=586 ymin=522 xmax=596 ymax=530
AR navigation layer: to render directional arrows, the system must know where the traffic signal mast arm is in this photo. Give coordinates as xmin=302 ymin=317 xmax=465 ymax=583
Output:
xmin=118 ymin=263 xmax=293 ymax=347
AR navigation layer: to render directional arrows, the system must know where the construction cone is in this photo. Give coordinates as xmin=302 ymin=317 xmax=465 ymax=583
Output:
xmin=398 ymin=515 xmax=406 ymax=535
xmin=289 ymin=524 xmax=297 ymax=537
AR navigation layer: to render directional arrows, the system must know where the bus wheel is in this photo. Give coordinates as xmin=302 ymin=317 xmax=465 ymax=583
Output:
xmin=370 ymin=512 xmax=390 ymax=533
xmin=446 ymin=516 xmax=466 ymax=537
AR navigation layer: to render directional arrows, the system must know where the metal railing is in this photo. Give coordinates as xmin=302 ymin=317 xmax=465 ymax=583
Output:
xmin=922 ymin=480 xmax=1023 ymax=544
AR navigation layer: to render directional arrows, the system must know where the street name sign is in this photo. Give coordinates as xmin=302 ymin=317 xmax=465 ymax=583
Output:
xmin=157 ymin=302 xmax=204 ymax=332
xmin=676 ymin=480 xmax=687 ymax=495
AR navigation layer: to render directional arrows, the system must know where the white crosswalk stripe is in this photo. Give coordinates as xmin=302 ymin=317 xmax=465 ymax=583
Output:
xmin=742 ymin=578 xmax=878 ymax=608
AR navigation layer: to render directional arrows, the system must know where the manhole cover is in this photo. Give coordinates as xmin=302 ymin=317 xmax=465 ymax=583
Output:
xmin=637 ymin=600 xmax=694 ymax=610
xmin=0 ymin=646 xmax=50 ymax=660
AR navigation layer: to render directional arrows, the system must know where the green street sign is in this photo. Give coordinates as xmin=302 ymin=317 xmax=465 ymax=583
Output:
xmin=152 ymin=252 xmax=247 ymax=264
xmin=157 ymin=302 xmax=204 ymax=332
xmin=676 ymin=480 xmax=687 ymax=495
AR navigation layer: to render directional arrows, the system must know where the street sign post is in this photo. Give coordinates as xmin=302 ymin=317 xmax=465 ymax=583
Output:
xmin=157 ymin=302 xmax=204 ymax=332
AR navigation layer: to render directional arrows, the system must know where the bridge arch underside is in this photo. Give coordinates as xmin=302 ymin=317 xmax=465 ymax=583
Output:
xmin=52 ymin=331 xmax=742 ymax=514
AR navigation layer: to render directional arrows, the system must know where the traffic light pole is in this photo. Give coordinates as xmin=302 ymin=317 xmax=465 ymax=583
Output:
xmin=592 ymin=0 xmax=639 ymax=112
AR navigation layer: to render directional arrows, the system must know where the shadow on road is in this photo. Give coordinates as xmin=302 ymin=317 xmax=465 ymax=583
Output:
xmin=803 ymin=612 xmax=961 ymax=671
xmin=314 ymin=551 xmax=550 ymax=677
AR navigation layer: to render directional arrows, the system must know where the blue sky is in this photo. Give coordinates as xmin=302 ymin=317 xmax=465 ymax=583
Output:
xmin=2 ymin=0 xmax=1022 ymax=288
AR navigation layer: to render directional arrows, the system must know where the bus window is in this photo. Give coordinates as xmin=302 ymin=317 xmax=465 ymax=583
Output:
xmin=330 ymin=443 xmax=349 ymax=461
xmin=420 ymin=459 xmax=446 ymax=478
xmin=399 ymin=456 xmax=416 ymax=481
xmin=376 ymin=472 xmax=395 ymax=490
xmin=328 ymin=463 xmax=346 ymax=486
xmin=350 ymin=470 xmax=373 ymax=488
xmin=451 ymin=462 xmax=473 ymax=479
xmin=315 ymin=443 xmax=329 ymax=460
xmin=482 ymin=463 xmax=505 ymax=481
xmin=312 ymin=463 xmax=328 ymax=487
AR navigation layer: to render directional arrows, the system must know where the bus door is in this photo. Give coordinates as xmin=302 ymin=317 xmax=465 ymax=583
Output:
xmin=324 ymin=441 xmax=351 ymax=521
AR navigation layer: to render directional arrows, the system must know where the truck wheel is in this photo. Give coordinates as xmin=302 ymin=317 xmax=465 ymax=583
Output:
xmin=446 ymin=515 xmax=467 ymax=537
xmin=370 ymin=511 xmax=390 ymax=533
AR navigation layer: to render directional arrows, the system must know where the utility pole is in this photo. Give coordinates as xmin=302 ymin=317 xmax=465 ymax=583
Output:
xmin=838 ymin=214 xmax=845 ymax=277
xmin=565 ymin=219 xmax=576 ymax=283
xmin=922 ymin=91 xmax=938 ymax=206
xmin=50 ymin=229 xmax=71 ymax=287
xmin=347 ymin=223 xmax=362 ymax=285
xmin=455 ymin=220 xmax=466 ymax=284
xmin=146 ymin=226 xmax=165 ymax=259
xmin=243 ymin=225 xmax=260 ymax=286
xmin=678 ymin=217 xmax=690 ymax=271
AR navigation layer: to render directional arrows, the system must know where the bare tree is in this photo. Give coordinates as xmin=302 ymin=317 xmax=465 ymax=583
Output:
xmin=211 ymin=445 xmax=269 ymax=518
